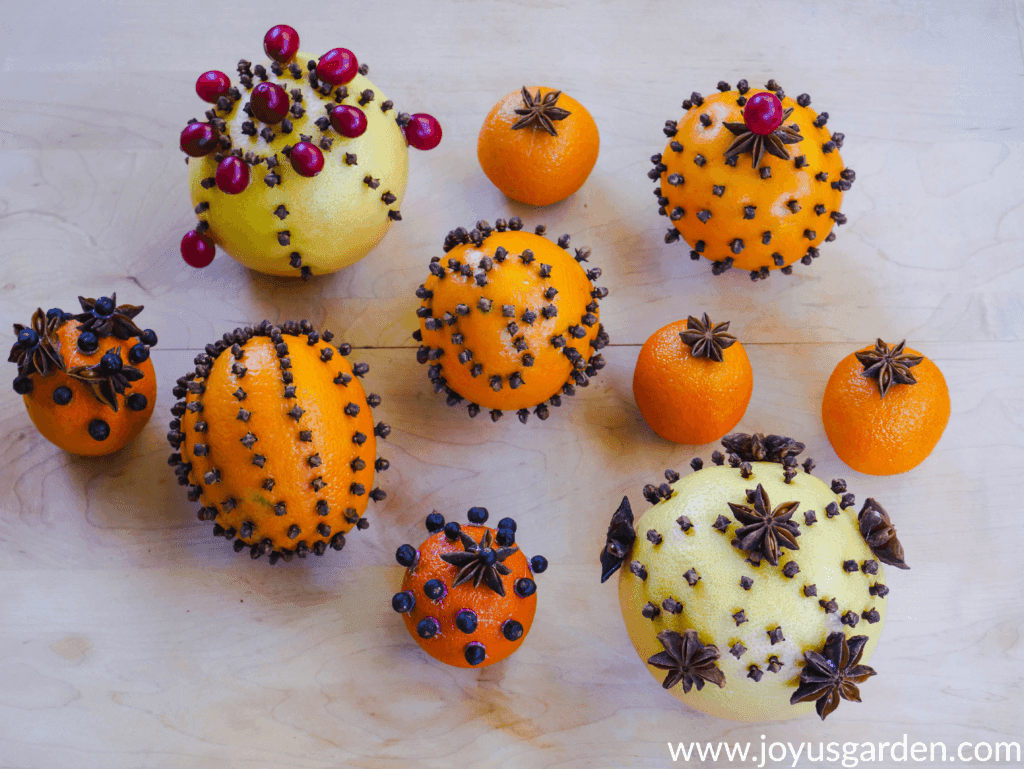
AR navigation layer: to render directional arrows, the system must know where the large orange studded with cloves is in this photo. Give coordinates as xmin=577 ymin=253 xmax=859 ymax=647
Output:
xmin=392 ymin=508 xmax=546 ymax=668
xmin=9 ymin=297 xmax=158 ymax=457
xmin=167 ymin=320 xmax=390 ymax=563
xmin=414 ymin=217 xmax=609 ymax=423
xmin=651 ymin=79 xmax=855 ymax=281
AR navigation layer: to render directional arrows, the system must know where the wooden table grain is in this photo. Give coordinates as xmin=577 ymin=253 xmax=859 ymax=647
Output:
xmin=1 ymin=1 xmax=1022 ymax=767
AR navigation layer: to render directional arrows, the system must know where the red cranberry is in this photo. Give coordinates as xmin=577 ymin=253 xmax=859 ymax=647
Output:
xmin=264 ymin=25 xmax=300 ymax=63
xmin=181 ymin=230 xmax=215 ymax=268
xmin=404 ymin=113 xmax=442 ymax=150
xmin=743 ymin=92 xmax=784 ymax=135
xmin=329 ymin=105 xmax=367 ymax=138
xmin=180 ymin=122 xmax=220 ymax=157
xmin=215 ymin=156 xmax=250 ymax=194
xmin=250 ymin=82 xmax=289 ymax=124
xmin=316 ymin=48 xmax=358 ymax=86
xmin=195 ymin=71 xmax=231 ymax=103
xmin=289 ymin=142 xmax=324 ymax=177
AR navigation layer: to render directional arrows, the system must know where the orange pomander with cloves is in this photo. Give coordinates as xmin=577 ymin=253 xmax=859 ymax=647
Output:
xmin=167 ymin=320 xmax=390 ymax=563
xmin=650 ymin=79 xmax=854 ymax=281
xmin=9 ymin=296 xmax=158 ymax=456
xmin=413 ymin=217 xmax=609 ymax=424
xmin=822 ymin=339 xmax=950 ymax=476
xmin=392 ymin=508 xmax=546 ymax=668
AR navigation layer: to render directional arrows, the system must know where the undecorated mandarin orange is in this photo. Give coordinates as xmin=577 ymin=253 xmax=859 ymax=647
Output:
xmin=415 ymin=217 xmax=609 ymax=423
xmin=633 ymin=314 xmax=752 ymax=445
xmin=822 ymin=338 xmax=949 ymax=476
xmin=167 ymin=319 xmax=390 ymax=563
xmin=392 ymin=507 xmax=546 ymax=668
xmin=9 ymin=296 xmax=158 ymax=456
xmin=478 ymin=86 xmax=599 ymax=206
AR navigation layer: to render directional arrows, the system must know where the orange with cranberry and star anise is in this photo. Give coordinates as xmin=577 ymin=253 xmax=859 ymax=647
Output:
xmin=650 ymin=79 xmax=854 ymax=281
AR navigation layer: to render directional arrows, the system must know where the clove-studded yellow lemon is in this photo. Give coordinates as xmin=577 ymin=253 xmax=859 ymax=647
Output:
xmin=179 ymin=25 xmax=441 ymax=277
xmin=601 ymin=433 xmax=909 ymax=721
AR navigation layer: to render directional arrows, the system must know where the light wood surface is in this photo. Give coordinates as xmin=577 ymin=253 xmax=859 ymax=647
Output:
xmin=1 ymin=1 xmax=1023 ymax=767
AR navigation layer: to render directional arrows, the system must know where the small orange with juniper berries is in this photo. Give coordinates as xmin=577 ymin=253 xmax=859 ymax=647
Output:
xmin=392 ymin=507 xmax=546 ymax=668
xmin=9 ymin=296 xmax=157 ymax=456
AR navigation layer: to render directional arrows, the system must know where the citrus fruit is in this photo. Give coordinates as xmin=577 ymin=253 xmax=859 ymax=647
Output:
xmin=601 ymin=432 xmax=909 ymax=721
xmin=632 ymin=314 xmax=753 ymax=444
xmin=414 ymin=217 xmax=609 ymax=423
xmin=650 ymin=79 xmax=854 ymax=280
xmin=478 ymin=86 xmax=599 ymax=206
xmin=167 ymin=320 xmax=390 ymax=563
xmin=180 ymin=25 xmax=441 ymax=277
xmin=822 ymin=339 xmax=950 ymax=475
xmin=392 ymin=507 xmax=546 ymax=668
xmin=9 ymin=297 xmax=158 ymax=456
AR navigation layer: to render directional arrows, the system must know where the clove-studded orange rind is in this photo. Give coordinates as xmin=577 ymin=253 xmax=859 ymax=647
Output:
xmin=650 ymin=79 xmax=854 ymax=281
xmin=167 ymin=319 xmax=389 ymax=563
xmin=9 ymin=296 xmax=158 ymax=456
xmin=414 ymin=217 xmax=609 ymax=423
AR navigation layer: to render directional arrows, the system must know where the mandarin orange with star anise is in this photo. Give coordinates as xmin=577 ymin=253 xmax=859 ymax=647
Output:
xmin=822 ymin=339 xmax=950 ymax=475
xmin=633 ymin=314 xmax=753 ymax=445
xmin=391 ymin=508 xmax=547 ymax=668
xmin=477 ymin=86 xmax=599 ymax=206
xmin=8 ymin=296 xmax=158 ymax=456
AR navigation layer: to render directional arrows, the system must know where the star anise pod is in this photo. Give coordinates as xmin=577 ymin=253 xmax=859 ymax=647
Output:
xmin=73 ymin=293 xmax=145 ymax=340
xmin=679 ymin=313 xmax=736 ymax=362
xmin=858 ymin=498 xmax=909 ymax=569
xmin=855 ymin=338 xmax=923 ymax=399
xmin=728 ymin=483 xmax=800 ymax=567
xmin=723 ymin=109 xmax=803 ymax=169
xmin=67 ymin=346 xmax=143 ymax=412
xmin=440 ymin=528 xmax=518 ymax=597
xmin=600 ymin=496 xmax=636 ymax=583
xmin=9 ymin=309 xmax=65 ymax=380
xmin=791 ymin=632 xmax=876 ymax=720
xmin=647 ymin=629 xmax=726 ymax=693
xmin=510 ymin=87 xmax=572 ymax=137
xmin=721 ymin=433 xmax=805 ymax=464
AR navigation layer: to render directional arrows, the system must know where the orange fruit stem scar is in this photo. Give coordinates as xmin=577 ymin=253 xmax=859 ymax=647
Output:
xmin=167 ymin=319 xmax=390 ymax=563
xmin=650 ymin=79 xmax=854 ymax=281
xmin=392 ymin=507 xmax=547 ymax=668
xmin=9 ymin=297 xmax=158 ymax=456
xmin=414 ymin=217 xmax=610 ymax=424
xmin=478 ymin=86 xmax=599 ymax=206
xmin=822 ymin=339 xmax=950 ymax=475
xmin=632 ymin=314 xmax=753 ymax=445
